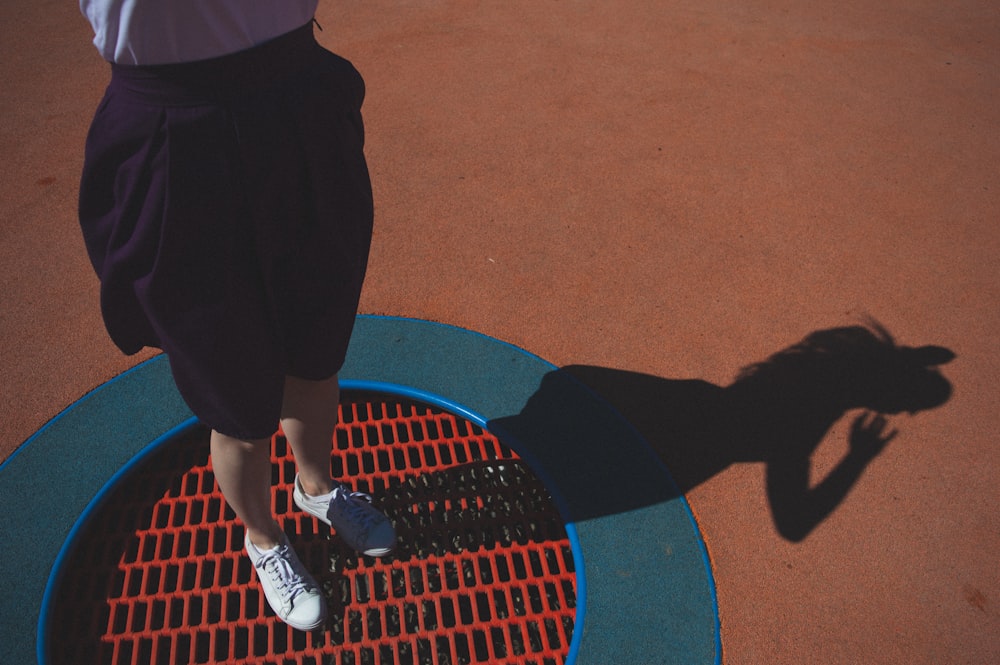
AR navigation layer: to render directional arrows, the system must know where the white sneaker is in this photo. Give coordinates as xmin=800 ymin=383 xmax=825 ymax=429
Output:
xmin=245 ymin=532 xmax=327 ymax=631
xmin=293 ymin=474 xmax=396 ymax=557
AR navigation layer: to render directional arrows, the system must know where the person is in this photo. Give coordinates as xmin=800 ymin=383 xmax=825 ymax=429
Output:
xmin=77 ymin=1 xmax=395 ymax=631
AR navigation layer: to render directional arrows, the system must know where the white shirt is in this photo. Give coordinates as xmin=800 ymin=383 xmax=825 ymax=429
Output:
xmin=80 ymin=0 xmax=319 ymax=65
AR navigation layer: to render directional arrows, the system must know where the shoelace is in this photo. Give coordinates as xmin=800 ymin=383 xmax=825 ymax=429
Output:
xmin=333 ymin=489 xmax=379 ymax=529
xmin=255 ymin=545 xmax=312 ymax=604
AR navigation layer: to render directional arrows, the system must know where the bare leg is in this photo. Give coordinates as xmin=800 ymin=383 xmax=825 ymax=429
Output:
xmin=282 ymin=372 xmax=397 ymax=556
xmin=211 ymin=428 xmax=327 ymax=631
xmin=281 ymin=374 xmax=340 ymax=496
xmin=210 ymin=431 xmax=283 ymax=550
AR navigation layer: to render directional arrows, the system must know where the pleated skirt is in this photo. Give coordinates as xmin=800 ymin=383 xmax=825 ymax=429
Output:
xmin=79 ymin=22 xmax=374 ymax=438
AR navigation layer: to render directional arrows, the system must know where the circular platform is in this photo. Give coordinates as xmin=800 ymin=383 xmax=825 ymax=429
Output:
xmin=1 ymin=316 xmax=719 ymax=664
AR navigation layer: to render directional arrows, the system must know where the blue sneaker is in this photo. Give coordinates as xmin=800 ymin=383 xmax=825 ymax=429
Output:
xmin=293 ymin=474 xmax=396 ymax=557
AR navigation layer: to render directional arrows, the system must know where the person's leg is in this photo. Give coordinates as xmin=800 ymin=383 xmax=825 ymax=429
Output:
xmin=210 ymin=431 xmax=283 ymax=550
xmin=211 ymin=428 xmax=327 ymax=630
xmin=282 ymin=373 xmax=397 ymax=556
xmin=280 ymin=374 xmax=340 ymax=496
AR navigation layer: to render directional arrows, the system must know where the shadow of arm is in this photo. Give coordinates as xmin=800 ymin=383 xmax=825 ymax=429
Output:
xmin=765 ymin=413 xmax=894 ymax=542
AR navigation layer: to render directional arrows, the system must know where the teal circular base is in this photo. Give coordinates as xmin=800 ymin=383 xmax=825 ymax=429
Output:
xmin=1 ymin=315 xmax=720 ymax=664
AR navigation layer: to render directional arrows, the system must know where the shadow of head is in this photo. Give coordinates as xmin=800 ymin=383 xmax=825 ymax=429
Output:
xmin=734 ymin=320 xmax=955 ymax=416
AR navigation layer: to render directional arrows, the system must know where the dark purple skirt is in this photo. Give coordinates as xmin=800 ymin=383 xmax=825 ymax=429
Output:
xmin=79 ymin=23 xmax=374 ymax=439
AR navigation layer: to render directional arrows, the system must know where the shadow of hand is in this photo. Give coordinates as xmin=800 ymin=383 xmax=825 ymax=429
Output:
xmin=849 ymin=412 xmax=898 ymax=460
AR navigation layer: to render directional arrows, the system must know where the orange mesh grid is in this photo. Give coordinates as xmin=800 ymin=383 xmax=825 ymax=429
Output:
xmin=47 ymin=393 xmax=576 ymax=665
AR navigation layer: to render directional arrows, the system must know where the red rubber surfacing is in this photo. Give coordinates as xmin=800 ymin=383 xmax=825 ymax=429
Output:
xmin=47 ymin=393 xmax=576 ymax=665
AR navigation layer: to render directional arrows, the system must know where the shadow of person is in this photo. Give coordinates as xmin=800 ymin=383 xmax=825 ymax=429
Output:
xmin=563 ymin=321 xmax=955 ymax=541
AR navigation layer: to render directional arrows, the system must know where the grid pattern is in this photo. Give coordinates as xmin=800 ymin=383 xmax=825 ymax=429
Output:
xmin=47 ymin=393 xmax=576 ymax=665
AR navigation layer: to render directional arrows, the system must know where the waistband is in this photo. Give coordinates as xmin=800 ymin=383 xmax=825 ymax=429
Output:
xmin=108 ymin=21 xmax=321 ymax=105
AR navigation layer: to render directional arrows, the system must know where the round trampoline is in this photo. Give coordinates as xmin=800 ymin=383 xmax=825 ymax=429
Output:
xmin=0 ymin=316 xmax=720 ymax=665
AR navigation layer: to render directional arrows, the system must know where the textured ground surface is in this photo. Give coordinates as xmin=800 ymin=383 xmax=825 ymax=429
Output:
xmin=2 ymin=1 xmax=998 ymax=663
